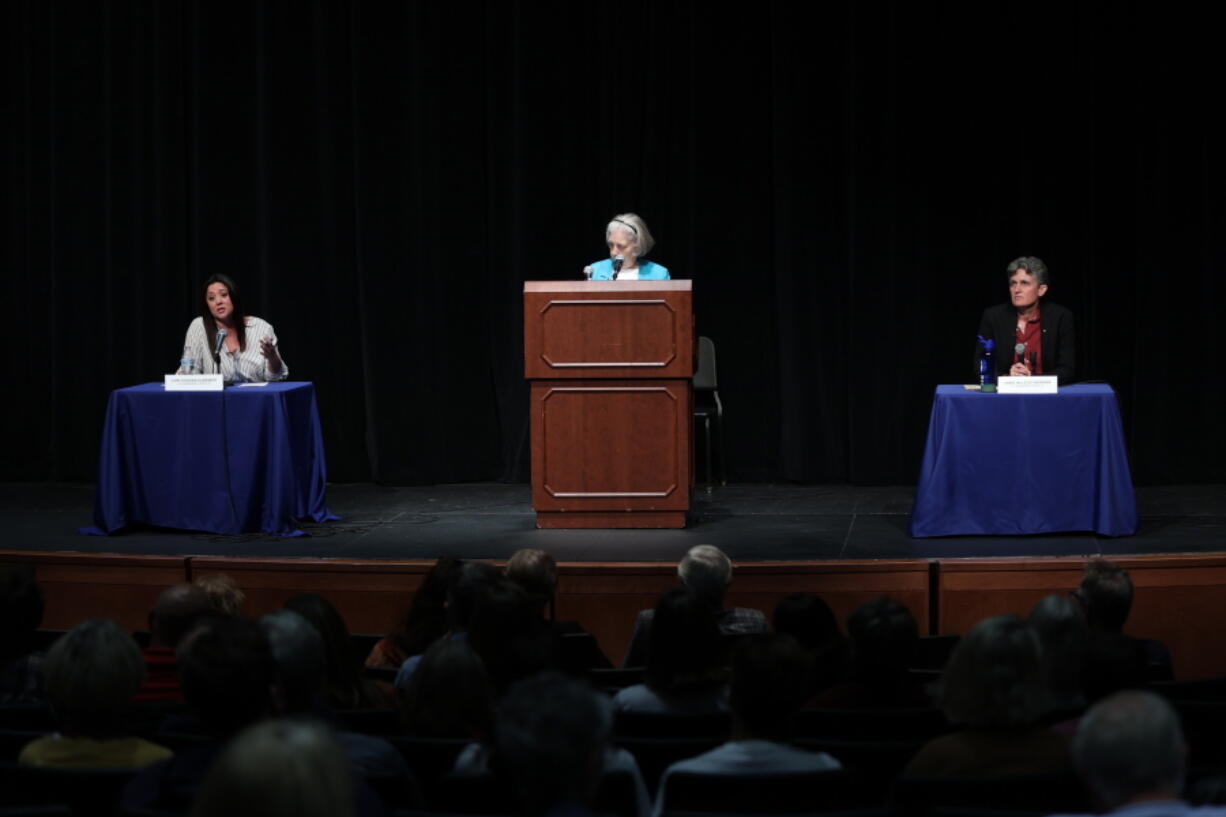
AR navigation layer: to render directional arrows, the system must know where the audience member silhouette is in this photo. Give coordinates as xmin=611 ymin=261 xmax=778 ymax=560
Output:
xmin=903 ymin=614 xmax=1070 ymax=777
xmin=18 ymin=618 xmax=173 ymax=768
xmin=1048 ymin=690 xmax=1226 ymax=817
xmin=1075 ymin=558 xmax=1175 ymax=698
xmin=467 ymin=578 xmax=559 ymax=696
xmin=810 ymin=596 xmax=929 ymax=708
xmin=772 ymin=592 xmax=849 ymax=697
xmin=1028 ymin=593 xmax=1090 ymax=716
xmin=189 ymin=719 xmax=357 ymax=817
xmin=622 ymin=545 xmax=767 ymax=668
xmin=395 ymin=561 xmax=504 ymax=688
xmin=505 ymin=548 xmax=612 ymax=672
xmin=654 ymin=634 xmax=840 ymax=808
xmin=284 ymin=593 xmax=388 ymax=709
xmin=614 ymin=588 xmax=730 ymax=715
xmin=0 ymin=563 xmax=46 ymax=704
xmin=261 ymin=609 xmax=408 ymax=778
xmin=366 ymin=557 xmax=464 ymax=670
xmin=398 ymin=636 xmax=495 ymax=739
xmin=123 ymin=616 xmax=278 ymax=812
xmin=140 ymin=583 xmax=216 ymax=702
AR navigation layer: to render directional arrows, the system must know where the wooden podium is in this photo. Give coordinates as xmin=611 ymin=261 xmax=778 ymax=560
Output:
xmin=523 ymin=281 xmax=693 ymax=529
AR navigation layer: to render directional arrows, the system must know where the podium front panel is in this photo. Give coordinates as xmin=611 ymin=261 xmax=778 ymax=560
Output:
xmin=524 ymin=281 xmax=693 ymax=380
xmin=531 ymin=379 xmax=691 ymax=518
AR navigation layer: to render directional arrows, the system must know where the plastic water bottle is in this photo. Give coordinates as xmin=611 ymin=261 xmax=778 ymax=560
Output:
xmin=179 ymin=357 xmax=197 ymax=375
xmin=977 ymin=337 xmax=996 ymax=391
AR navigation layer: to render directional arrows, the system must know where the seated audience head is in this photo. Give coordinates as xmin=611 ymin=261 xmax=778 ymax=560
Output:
xmin=677 ymin=545 xmax=734 ymax=608
xmin=150 ymin=583 xmax=214 ymax=648
xmin=846 ymin=596 xmax=919 ymax=683
xmin=729 ymin=634 xmax=815 ymax=742
xmin=493 ymin=672 xmax=612 ymax=816
xmin=395 ymin=557 xmax=464 ymax=656
xmin=1075 ymin=559 xmax=1133 ymax=633
xmin=447 ymin=561 xmax=506 ymax=633
xmin=940 ymin=614 xmax=1048 ymax=728
xmin=773 ymin=593 xmax=841 ymax=651
xmin=468 ymin=578 xmax=553 ymax=694
xmin=1028 ymin=593 xmax=1089 ymax=706
xmin=646 ymin=587 xmax=724 ymax=693
xmin=1072 ymin=690 xmax=1186 ymax=811
xmin=0 ymin=563 xmax=44 ymax=663
xmin=260 ymin=609 xmax=327 ymax=714
xmin=194 ymin=573 xmax=246 ymax=616
xmin=505 ymin=548 xmax=558 ymax=618
xmin=399 ymin=636 xmax=495 ymax=738
xmin=44 ymin=618 xmax=144 ymax=736
xmin=282 ymin=593 xmax=365 ymax=708
xmin=190 ymin=719 xmax=354 ymax=817
xmin=178 ymin=615 xmax=276 ymax=738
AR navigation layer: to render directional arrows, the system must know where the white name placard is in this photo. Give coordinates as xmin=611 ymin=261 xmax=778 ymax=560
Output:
xmin=998 ymin=376 xmax=1058 ymax=394
xmin=164 ymin=374 xmax=224 ymax=391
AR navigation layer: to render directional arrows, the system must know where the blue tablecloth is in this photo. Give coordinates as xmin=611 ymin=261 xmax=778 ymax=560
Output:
xmin=909 ymin=384 xmax=1138 ymax=538
xmin=84 ymin=382 xmax=337 ymax=536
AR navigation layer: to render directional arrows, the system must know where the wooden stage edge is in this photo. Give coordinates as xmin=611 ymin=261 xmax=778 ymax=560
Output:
xmin=4 ymin=550 xmax=1226 ymax=681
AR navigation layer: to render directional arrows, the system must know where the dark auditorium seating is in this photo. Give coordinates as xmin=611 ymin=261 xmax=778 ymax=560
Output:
xmin=589 ymin=667 xmax=644 ymax=694
xmin=890 ymin=772 xmax=1089 ymax=816
xmin=334 ymin=707 xmax=401 ymax=736
xmin=658 ymin=769 xmax=861 ymax=814
xmin=429 ymin=767 xmax=639 ymax=817
xmin=387 ymin=736 xmax=474 ymax=805
xmin=612 ymin=736 xmax=723 ymax=794
xmin=0 ymin=762 xmax=138 ymax=816
xmin=612 ymin=710 xmax=731 ymax=739
xmin=795 ymin=707 xmax=949 ymax=742
xmin=0 ymin=729 xmax=47 ymax=763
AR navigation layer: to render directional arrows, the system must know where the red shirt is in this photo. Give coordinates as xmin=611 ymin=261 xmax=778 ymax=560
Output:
xmin=1014 ymin=308 xmax=1044 ymax=374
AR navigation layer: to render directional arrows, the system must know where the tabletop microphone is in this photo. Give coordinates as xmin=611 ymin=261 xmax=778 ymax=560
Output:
xmin=612 ymin=255 xmax=624 ymax=280
xmin=213 ymin=328 xmax=228 ymax=362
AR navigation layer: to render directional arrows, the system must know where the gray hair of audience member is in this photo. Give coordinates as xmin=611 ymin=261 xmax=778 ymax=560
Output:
xmin=506 ymin=548 xmax=558 ymax=612
xmin=190 ymin=719 xmax=354 ymax=817
xmin=1076 ymin=558 xmax=1134 ymax=633
xmin=150 ymin=583 xmax=214 ymax=648
xmin=1006 ymin=256 xmax=1050 ymax=287
xmin=44 ymin=618 xmax=145 ymax=736
xmin=261 ymin=609 xmax=327 ymax=714
xmin=939 ymin=614 xmax=1049 ymax=728
xmin=1073 ymin=690 xmax=1186 ymax=810
xmin=605 ymin=212 xmax=656 ymax=257
xmin=194 ymin=573 xmax=246 ymax=616
xmin=493 ymin=672 xmax=612 ymax=815
xmin=1028 ymin=593 xmax=1089 ymax=704
xmin=677 ymin=545 xmax=733 ymax=605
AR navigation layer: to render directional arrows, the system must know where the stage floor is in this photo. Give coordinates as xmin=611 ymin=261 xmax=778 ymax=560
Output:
xmin=2 ymin=482 xmax=1224 ymax=562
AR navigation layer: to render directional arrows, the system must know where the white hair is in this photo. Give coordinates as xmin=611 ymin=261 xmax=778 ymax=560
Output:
xmin=677 ymin=545 xmax=733 ymax=603
xmin=605 ymin=212 xmax=655 ymax=257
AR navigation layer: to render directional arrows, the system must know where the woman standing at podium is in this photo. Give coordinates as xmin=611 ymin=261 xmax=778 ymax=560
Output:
xmin=584 ymin=212 xmax=670 ymax=280
xmin=177 ymin=274 xmax=289 ymax=383
xmin=978 ymin=256 xmax=1075 ymax=383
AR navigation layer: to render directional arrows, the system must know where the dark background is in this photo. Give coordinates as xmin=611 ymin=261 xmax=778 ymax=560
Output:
xmin=5 ymin=1 xmax=1222 ymax=486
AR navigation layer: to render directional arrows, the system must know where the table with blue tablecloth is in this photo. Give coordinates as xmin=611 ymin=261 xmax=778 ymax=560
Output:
xmin=909 ymin=384 xmax=1137 ymax=538
xmin=84 ymin=382 xmax=337 ymax=536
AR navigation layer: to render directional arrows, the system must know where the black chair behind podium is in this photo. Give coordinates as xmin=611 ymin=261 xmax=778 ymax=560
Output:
xmin=693 ymin=336 xmax=726 ymax=487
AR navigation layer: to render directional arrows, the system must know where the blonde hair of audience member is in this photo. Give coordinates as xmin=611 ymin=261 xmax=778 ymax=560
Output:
xmin=506 ymin=548 xmax=558 ymax=616
xmin=677 ymin=545 xmax=733 ymax=606
xmin=194 ymin=573 xmax=246 ymax=616
xmin=190 ymin=719 xmax=354 ymax=817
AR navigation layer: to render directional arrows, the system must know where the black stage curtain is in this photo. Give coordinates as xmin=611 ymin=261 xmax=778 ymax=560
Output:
xmin=5 ymin=1 xmax=1222 ymax=486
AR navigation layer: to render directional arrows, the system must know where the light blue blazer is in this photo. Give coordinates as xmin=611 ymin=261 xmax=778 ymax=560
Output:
xmin=588 ymin=258 xmax=671 ymax=280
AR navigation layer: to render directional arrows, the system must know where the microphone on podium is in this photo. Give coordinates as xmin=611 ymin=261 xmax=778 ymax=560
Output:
xmin=213 ymin=328 xmax=228 ymax=364
xmin=612 ymin=255 xmax=624 ymax=280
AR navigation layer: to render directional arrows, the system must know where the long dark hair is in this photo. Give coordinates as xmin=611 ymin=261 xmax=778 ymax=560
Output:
xmin=200 ymin=273 xmax=248 ymax=351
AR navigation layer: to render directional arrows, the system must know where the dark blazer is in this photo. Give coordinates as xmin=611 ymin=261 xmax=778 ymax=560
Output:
xmin=978 ymin=301 xmax=1076 ymax=384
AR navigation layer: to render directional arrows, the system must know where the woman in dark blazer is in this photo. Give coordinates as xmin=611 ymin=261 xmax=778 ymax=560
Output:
xmin=978 ymin=256 xmax=1075 ymax=383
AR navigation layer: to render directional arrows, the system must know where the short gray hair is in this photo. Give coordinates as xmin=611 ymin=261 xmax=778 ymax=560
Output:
xmin=939 ymin=614 xmax=1049 ymax=728
xmin=1073 ymin=691 xmax=1186 ymax=810
xmin=44 ymin=618 xmax=145 ymax=735
xmin=1006 ymin=256 xmax=1050 ymax=287
xmin=191 ymin=719 xmax=354 ymax=817
xmin=677 ymin=544 xmax=733 ymax=603
xmin=606 ymin=212 xmax=656 ymax=257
